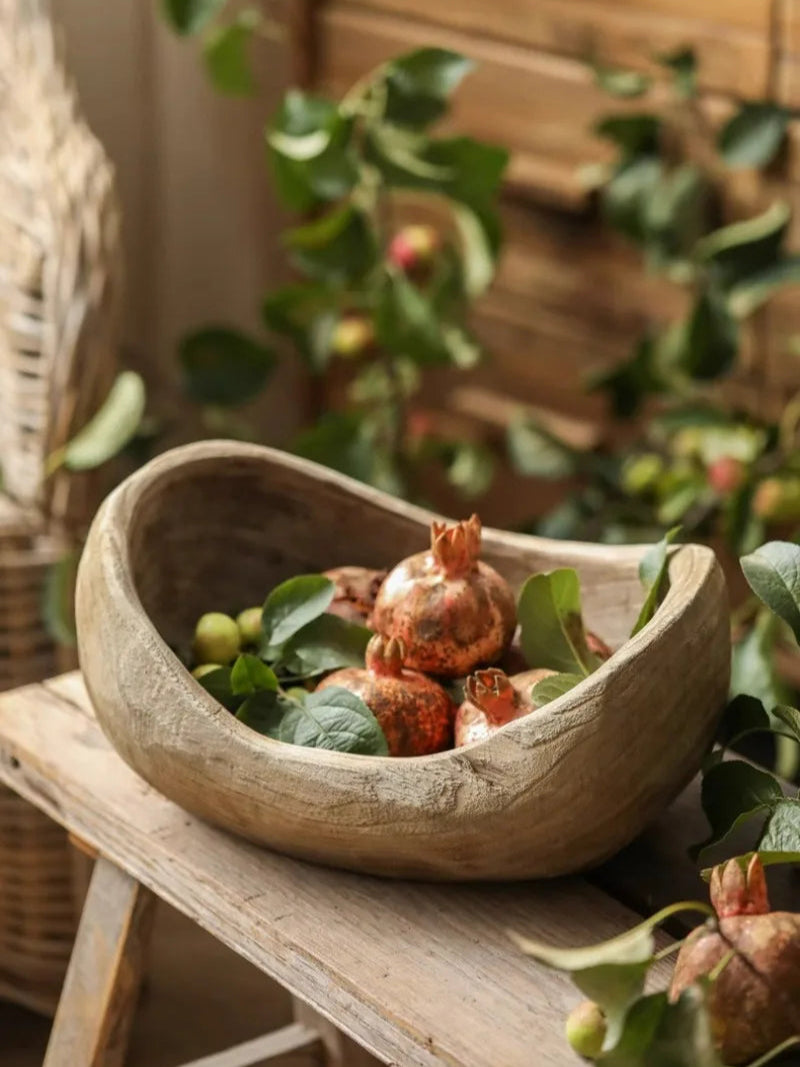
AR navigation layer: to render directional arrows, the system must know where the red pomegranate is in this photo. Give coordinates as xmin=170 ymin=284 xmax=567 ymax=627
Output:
xmin=454 ymin=667 xmax=555 ymax=746
xmin=316 ymin=634 xmax=453 ymax=756
xmin=323 ymin=566 xmax=386 ymax=625
xmin=387 ymin=224 xmax=439 ymax=274
xmin=670 ymin=855 xmax=800 ymax=1065
xmin=371 ymin=515 xmax=516 ymax=677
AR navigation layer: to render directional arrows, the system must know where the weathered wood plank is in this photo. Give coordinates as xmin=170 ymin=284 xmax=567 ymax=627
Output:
xmin=351 ymin=0 xmax=770 ymax=97
xmin=43 ymin=857 xmax=155 ymax=1067
xmin=0 ymin=674 xmax=673 ymax=1067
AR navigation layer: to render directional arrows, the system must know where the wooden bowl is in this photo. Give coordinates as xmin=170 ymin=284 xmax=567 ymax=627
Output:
xmin=76 ymin=441 xmax=729 ymax=881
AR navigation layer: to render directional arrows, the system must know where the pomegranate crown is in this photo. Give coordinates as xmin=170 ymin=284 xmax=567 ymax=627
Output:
xmin=710 ymin=855 xmax=770 ymax=919
xmin=430 ymin=514 xmax=482 ymax=577
xmin=465 ymin=668 xmax=519 ymax=725
xmin=366 ymin=633 xmax=405 ymax=676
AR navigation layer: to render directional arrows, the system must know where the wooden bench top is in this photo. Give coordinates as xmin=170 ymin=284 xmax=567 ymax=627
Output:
xmin=0 ymin=672 xmax=719 ymax=1066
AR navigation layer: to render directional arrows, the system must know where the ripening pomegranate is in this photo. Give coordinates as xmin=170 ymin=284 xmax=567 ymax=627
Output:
xmin=670 ymin=855 xmax=800 ymax=1065
xmin=454 ymin=667 xmax=555 ymax=746
xmin=316 ymin=634 xmax=453 ymax=756
xmin=330 ymin=315 xmax=375 ymax=359
xmin=323 ymin=566 xmax=386 ymax=625
xmin=371 ymin=515 xmax=516 ymax=677
xmin=707 ymin=456 xmax=746 ymax=496
xmin=388 ymin=224 xmax=439 ymax=274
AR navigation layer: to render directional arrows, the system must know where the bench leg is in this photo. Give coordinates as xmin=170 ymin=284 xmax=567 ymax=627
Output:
xmin=292 ymin=998 xmax=380 ymax=1066
xmin=44 ymin=856 xmax=156 ymax=1067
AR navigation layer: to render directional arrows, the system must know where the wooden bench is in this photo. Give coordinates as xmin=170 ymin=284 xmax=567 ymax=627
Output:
xmin=0 ymin=671 xmax=733 ymax=1066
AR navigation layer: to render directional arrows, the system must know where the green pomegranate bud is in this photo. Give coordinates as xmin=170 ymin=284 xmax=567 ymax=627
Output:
xmin=236 ymin=606 xmax=263 ymax=647
xmin=753 ymin=476 xmax=800 ymax=522
xmin=192 ymin=663 xmax=223 ymax=679
xmin=621 ymin=453 xmax=663 ymax=495
xmin=331 ymin=316 xmax=374 ymax=359
xmin=565 ymin=1000 xmax=606 ymax=1059
xmin=193 ymin=612 xmax=241 ymax=666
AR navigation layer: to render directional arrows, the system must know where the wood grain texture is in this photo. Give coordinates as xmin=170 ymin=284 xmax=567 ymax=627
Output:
xmin=349 ymin=0 xmax=770 ymax=97
xmin=74 ymin=441 xmax=729 ymax=881
xmin=43 ymin=857 xmax=155 ymax=1067
xmin=0 ymin=672 xmax=672 ymax=1067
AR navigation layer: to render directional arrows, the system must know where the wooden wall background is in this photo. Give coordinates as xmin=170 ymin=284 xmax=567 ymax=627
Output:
xmin=51 ymin=0 xmax=304 ymax=447
xmin=46 ymin=1 xmax=800 ymax=527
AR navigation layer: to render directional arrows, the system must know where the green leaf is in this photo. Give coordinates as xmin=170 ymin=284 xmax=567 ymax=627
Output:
xmin=451 ymin=201 xmax=503 ymax=296
xmin=59 ymin=371 xmax=146 ymax=471
xmin=511 ymin=901 xmax=712 ymax=1052
xmin=285 ymin=205 xmax=375 ymax=285
xmin=262 ymin=284 xmax=340 ymax=372
xmin=717 ymin=694 xmax=773 ymax=748
xmin=589 ymin=335 xmax=661 ymax=418
xmin=282 ymin=614 xmax=372 ymax=675
xmin=601 ymin=157 xmax=663 ymax=243
xmin=530 ymin=672 xmax=583 ymax=706
xmin=718 ymin=103 xmax=789 ymax=169
xmin=230 ymin=654 xmax=279 ymax=696
xmin=293 ymin=411 xmax=377 ymax=485
xmin=42 ymin=552 xmax=78 ymax=646
xmin=606 ymin=986 xmax=722 ymax=1067
xmin=631 ymin=526 xmax=681 ymax=636
xmin=759 ymin=798 xmax=800 ymax=857
xmin=594 ymin=64 xmax=651 ymax=99
xmin=162 ymin=0 xmax=226 ymax=34
xmin=507 ymin=417 xmax=576 ymax=479
xmin=695 ymin=201 xmax=791 ymax=290
xmin=281 ymin=686 xmax=388 ymax=755
xmin=693 ymin=759 xmax=783 ymax=859
xmin=644 ymin=164 xmax=710 ymax=262
xmin=595 ymin=115 xmax=661 ymax=156
xmin=261 ymin=575 xmax=334 ymax=651
xmin=179 ymin=328 xmax=274 ymax=407
xmin=773 ymin=704 xmax=800 ymax=743
xmin=383 ymin=48 xmax=474 ymax=129
xmin=656 ymin=47 xmax=697 ymax=99
xmin=741 ymin=541 xmax=800 ymax=644
xmin=240 ymin=686 xmax=388 ymax=755
xmin=680 ymin=290 xmax=739 ymax=381
xmin=196 ymin=666 xmax=241 ymax=712
xmin=442 ymin=324 xmax=483 ymax=368
xmin=731 ymin=610 xmax=792 ymax=711
xmin=375 ymin=269 xmax=450 ymax=365
xmin=517 ymin=569 xmax=599 ymax=676
xmin=728 ymin=255 xmax=800 ymax=318
xmin=446 ymin=442 xmax=494 ymax=498
xmin=267 ymin=92 xmax=356 ymax=211
xmin=202 ymin=10 xmax=257 ymax=95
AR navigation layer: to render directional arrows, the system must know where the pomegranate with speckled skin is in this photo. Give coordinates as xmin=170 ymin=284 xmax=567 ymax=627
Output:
xmin=670 ymin=855 xmax=800 ymax=1065
xmin=454 ymin=667 xmax=555 ymax=746
xmin=323 ymin=566 xmax=386 ymax=625
xmin=371 ymin=515 xmax=516 ymax=677
xmin=317 ymin=634 xmax=453 ymax=756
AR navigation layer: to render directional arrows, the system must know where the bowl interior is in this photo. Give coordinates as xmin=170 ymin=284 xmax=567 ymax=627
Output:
xmin=126 ymin=451 xmax=648 ymax=654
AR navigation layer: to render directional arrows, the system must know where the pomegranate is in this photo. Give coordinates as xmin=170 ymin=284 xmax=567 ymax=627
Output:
xmin=323 ymin=566 xmax=386 ymax=625
xmin=330 ymin=315 xmax=375 ymax=359
xmin=707 ymin=456 xmax=746 ymax=496
xmin=454 ymin=667 xmax=555 ymax=746
xmin=670 ymin=855 xmax=800 ymax=1065
xmin=387 ymin=224 xmax=439 ymax=274
xmin=371 ymin=514 xmax=516 ymax=677
xmin=316 ymin=634 xmax=453 ymax=756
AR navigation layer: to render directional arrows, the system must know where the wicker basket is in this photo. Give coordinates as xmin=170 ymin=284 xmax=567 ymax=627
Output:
xmin=0 ymin=0 xmax=121 ymax=1014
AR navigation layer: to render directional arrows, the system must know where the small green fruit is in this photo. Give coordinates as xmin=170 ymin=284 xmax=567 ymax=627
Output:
xmin=565 ymin=1000 xmax=606 ymax=1060
xmin=193 ymin=612 xmax=241 ymax=666
xmin=237 ymin=606 xmax=263 ymax=647
xmin=621 ymin=453 xmax=664 ymax=495
xmin=192 ymin=663 xmax=223 ymax=679
xmin=753 ymin=476 xmax=800 ymax=522
xmin=331 ymin=316 xmax=374 ymax=359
